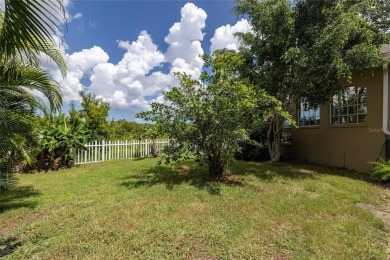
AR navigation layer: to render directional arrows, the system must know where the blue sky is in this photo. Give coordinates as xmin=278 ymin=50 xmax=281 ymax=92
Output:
xmin=66 ymin=1 xmax=237 ymax=63
xmin=52 ymin=0 xmax=251 ymax=121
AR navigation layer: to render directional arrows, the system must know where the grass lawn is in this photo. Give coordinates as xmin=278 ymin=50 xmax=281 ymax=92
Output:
xmin=1 ymin=158 xmax=389 ymax=259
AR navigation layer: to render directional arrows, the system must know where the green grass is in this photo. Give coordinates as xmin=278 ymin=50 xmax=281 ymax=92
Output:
xmin=0 ymin=158 xmax=388 ymax=259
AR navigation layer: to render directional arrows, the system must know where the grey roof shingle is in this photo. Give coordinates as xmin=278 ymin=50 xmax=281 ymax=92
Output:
xmin=381 ymin=44 xmax=390 ymax=59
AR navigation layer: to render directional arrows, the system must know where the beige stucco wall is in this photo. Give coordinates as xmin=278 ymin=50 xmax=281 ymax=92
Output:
xmin=285 ymin=67 xmax=387 ymax=172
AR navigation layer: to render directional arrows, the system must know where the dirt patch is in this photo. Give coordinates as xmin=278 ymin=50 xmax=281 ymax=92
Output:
xmin=308 ymin=191 xmax=320 ymax=199
xmin=357 ymin=185 xmax=390 ymax=257
xmin=357 ymin=202 xmax=390 ymax=229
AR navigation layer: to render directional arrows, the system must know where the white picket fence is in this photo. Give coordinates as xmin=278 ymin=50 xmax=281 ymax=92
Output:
xmin=74 ymin=139 xmax=169 ymax=165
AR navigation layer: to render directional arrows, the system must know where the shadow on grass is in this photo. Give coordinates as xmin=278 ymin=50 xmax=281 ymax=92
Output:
xmin=232 ymin=160 xmax=373 ymax=182
xmin=282 ymin=160 xmax=373 ymax=181
xmin=132 ymin=157 xmax=149 ymax=161
xmin=0 ymin=186 xmax=40 ymax=214
xmin=230 ymin=160 xmax=320 ymax=181
xmin=119 ymin=164 xmax=244 ymax=195
xmin=0 ymin=236 xmax=21 ymax=258
xmin=120 ymin=159 xmax=374 ymax=195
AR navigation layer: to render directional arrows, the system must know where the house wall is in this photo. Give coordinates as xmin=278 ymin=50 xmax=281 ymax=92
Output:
xmin=285 ymin=67 xmax=387 ymax=172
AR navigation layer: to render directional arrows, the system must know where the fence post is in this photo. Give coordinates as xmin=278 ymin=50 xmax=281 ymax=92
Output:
xmin=84 ymin=145 xmax=87 ymax=163
xmin=145 ymin=139 xmax=152 ymax=157
xmin=102 ymin=140 xmax=105 ymax=161
xmin=108 ymin=140 xmax=111 ymax=160
xmin=93 ymin=141 xmax=96 ymax=162
xmin=131 ymin=140 xmax=133 ymax=158
xmin=125 ymin=140 xmax=128 ymax=159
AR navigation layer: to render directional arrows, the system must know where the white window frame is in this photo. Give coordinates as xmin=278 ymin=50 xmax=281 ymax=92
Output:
xmin=330 ymin=86 xmax=367 ymax=125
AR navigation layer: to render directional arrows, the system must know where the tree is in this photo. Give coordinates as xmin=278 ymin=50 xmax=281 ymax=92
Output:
xmin=137 ymin=50 xmax=284 ymax=178
xmin=78 ymin=91 xmax=110 ymax=141
xmin=234 ymin=0 xmax=390 ymax=162
xmin=0 ymin=0 xmax=66 ymax=190
xmin=68 ymin=101 xmax=82 ymax=125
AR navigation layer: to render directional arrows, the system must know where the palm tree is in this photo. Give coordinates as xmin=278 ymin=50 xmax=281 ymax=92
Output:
xmin=0 ymin=0 xmax=67 ymax=190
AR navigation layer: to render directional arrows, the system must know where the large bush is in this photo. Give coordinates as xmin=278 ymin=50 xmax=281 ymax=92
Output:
xmin=137 ymin=50 xmax=285 ymax=178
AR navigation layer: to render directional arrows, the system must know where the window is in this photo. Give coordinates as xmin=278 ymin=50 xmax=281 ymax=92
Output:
xmin=298 ymin=100 xmax=320 ymax=126
xmin=331 ymin=86 xmax=367 ymax=125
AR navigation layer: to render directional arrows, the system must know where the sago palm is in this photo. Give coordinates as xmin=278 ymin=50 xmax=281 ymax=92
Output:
xmin=0 ymin=0 xmax=67 ymax=190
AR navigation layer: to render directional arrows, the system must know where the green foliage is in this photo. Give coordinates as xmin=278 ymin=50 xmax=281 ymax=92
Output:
xmin=70 ymin=99 xmax=150 ymax=142
xmin=234 ymin=123 xmax=270 ymax=162
xmin=292 ymin=0 xmax=390 ymax=103
xmin=0 ymin=159 xmax=18 ymax=191
xmin=0 ymin=99 xmax=35 ymax=184
xmin=234 ymin=0 xmax=390 ymax=161
xmin=138 ymin=50 xmax=283 ymax=177
xmin=0 ymin=0 xmax=67 ymax=75
xmin=108 ymin=120 xmax=149 ymax=140
xmin=78 ymin=91 xmax=110 ymax=141
xmin=36 ymin=113 xmax=90 ymax=171
xmin=0 ymin=0 xmax=66 ymax=189
xmin=370 ymin=161 xmax=390 ymax=182
xmin=68 ymin=101 xmax=82 ymax=125
xmin=0 ymin=59 xmax=63 ymax=167
xmin=235 ymin=0 xmax=390 ymax=103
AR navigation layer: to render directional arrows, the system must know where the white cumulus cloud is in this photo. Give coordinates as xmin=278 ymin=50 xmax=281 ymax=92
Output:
xmin=85 ymin=3 xmax=207 ymax=111
xmin=210 ymin=19 xmax=252 ymax=53
xmin=42 ymin=3 xmax=255 ymax=119
xmin=55 ymin=46 xmax=110 ymax=102
xmin=165 ymin=3 xmax=207 ymax=79
xmin=89 ymin=31 xmax=167 ymax=110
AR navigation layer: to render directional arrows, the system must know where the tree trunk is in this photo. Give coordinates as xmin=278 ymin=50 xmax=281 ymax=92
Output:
xmin=150 ymin=139 xmax=159 ymax=157
xmin=270 ymin=131 xmax=281 ymax=163
xmin=267 ymin=115 xmax=284 ymax=163
xmin=208 ymin=153 xmax=225 ymax=178
xmin=267 ymin=122 xmax=275 ymax=160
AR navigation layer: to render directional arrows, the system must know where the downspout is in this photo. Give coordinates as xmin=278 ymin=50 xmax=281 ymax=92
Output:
xmin=383 ymin=63 xmax=390 ymax=135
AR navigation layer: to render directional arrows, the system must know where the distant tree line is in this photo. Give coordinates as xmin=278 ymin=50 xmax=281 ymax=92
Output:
xmin=68 ymin=91 xmax=159 ymax=141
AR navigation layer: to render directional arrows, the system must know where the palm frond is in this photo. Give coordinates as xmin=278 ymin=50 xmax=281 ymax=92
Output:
xmin=0 ymin=60 xmax=62 ymax=111
xmin=0 ymin=0 xmax=66 ymax=69
xmin=38 ymin=39 xmax=67 ymax=77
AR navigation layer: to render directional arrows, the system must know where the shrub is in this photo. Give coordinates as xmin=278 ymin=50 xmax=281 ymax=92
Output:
xmin=370 ymin=161 xmax=390 ymax=182
xmin=36 ymin=113 xmax=90 ymax=171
